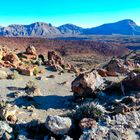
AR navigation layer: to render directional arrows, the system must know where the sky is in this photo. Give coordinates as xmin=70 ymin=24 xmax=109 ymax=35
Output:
xmin=0 ymin=0 xmax=140 ymax=27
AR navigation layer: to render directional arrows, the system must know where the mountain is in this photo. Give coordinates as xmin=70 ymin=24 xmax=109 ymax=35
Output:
xmin=58 ymin=24 xmax=83 ymax=35
xmin=0 ymin=19 xmax=139 ymax=37
xmin=0 ymin=22 xmax=61 ymax=37
xmin=84 ymin=19 xmax=140 ymax=35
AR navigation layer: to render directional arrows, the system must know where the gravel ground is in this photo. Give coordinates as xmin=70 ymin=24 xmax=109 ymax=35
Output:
xmin=0 ymin=67 xmax=75 ymax=123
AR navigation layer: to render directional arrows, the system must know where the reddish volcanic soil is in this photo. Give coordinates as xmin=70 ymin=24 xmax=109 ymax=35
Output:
xmin=0 ymin=37 xmax=129 ymax=58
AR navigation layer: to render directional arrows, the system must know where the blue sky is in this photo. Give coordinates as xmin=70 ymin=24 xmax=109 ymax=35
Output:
xmin=0 ymin=0 xmax=140 ymax=27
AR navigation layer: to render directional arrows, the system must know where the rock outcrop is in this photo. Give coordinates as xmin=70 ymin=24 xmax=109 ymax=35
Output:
xmin=104 ymin=58 xmax=136 ymax=74
xmin=47 ymin=51 xmax=73 ymax=71
xmin=17 ymin=65 xmax=36 ymax=76
xmin=20 ymin=45 xmax=37 ymax=60
xmin=3 ymin=52 xmax=21 ymax=66
xmin=0 ymin=46 xmax=21 ymax=68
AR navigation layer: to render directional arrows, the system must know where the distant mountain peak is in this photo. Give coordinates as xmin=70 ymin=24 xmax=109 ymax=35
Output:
xmin=58 ymin=24 xmax=83 ymax=34
xmin=116 ymin=19 xmax=137 ymax=26
xmin=0 ymin=19 xmax=139 ymax=37
xmin=84 ymin=19 xmax=140 ymax=35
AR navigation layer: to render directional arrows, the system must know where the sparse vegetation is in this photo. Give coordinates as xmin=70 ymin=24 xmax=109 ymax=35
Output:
xmin=33 ymin=66 xmax=41 ymax=76
xmin=25 ymin=80 xmax=39 ymax=90
xmin=73 ymin=102 xmax=105 ymax=121
xmin=0 ymin=100 xmax=7 ymax=108
xmin=8 ymin=70 xmax=20 ymax=79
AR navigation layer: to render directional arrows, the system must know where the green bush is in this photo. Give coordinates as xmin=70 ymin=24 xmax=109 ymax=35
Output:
xmin=33 ymin=67 xmax=41 ymax=76
xmin=74 ymin=102 xmax=105 ymax=121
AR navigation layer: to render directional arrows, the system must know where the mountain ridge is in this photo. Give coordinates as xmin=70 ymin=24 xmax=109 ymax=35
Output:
xmin=0 ymin=19 xmax=140 ymax=37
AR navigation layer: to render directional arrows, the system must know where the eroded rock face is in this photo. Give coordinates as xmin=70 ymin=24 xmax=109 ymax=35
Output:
xmin=47 ymin=51 xmax=73 ymax=72
xmin=0 ymin=46 xmax=21 ymax=68
xmin=71 ymin=71 xmax=105 ymax=98
xmin=45 ymin=115 xmax=72 ymax=135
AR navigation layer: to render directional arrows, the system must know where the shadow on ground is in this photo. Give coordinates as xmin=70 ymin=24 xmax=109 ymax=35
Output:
xmin=13 ymin=95 xmax=74 ymax=110
xmin=7 ymin=86 xmax=25 ymax=91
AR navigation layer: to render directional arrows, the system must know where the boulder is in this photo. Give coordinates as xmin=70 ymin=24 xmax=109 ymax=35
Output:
xmin=71 ymin=71 xmax=105 ymax=98
xmin=123 ymin=72 xmax=140 ymax=90
xmin=17 ymin=65 xmax=36 ymax=76
xmin=45 ymin=115 xmax=72 ymax=135
xmin=3 ymin=52 xmax=21 ymax=67
xmin=0 ymin=70 xmax=8 ymax=79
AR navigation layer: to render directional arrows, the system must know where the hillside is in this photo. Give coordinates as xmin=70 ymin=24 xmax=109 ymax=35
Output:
xmin=0 ymin=37 xmax=128 ymax=56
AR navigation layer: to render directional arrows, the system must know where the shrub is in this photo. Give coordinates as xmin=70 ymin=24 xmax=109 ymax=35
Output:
xmin=74 ymin=102 xmax=105 ymax=121
xmin=25 ymin=81 xmax=40 ymax=95
xmin=33 ymin=67 xmax=41 ymax=76
xmin=8 ymin=70 xmax=20 ymax=79
xmin=25 ymin=81 xmax=38 ymax=90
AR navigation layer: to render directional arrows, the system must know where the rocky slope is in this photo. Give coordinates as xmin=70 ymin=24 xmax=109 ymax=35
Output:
xmin=0 ymin=45 xmax=139 ymax=139
xmin=0 ymin=19 xmax=140 ymax=37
